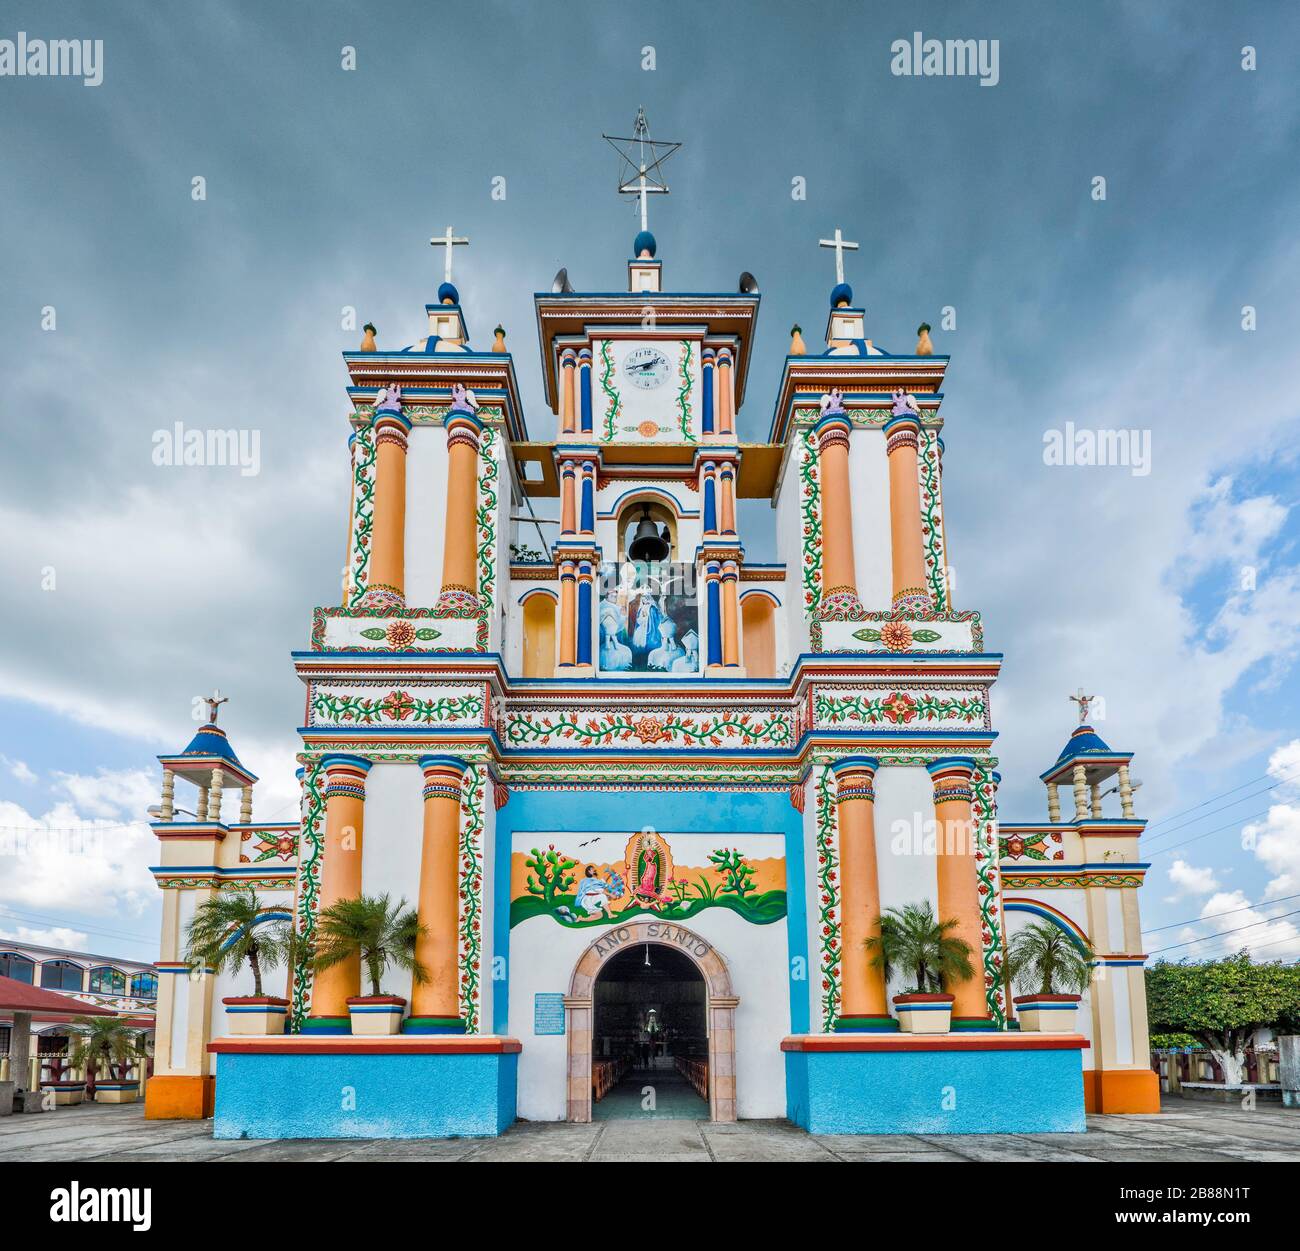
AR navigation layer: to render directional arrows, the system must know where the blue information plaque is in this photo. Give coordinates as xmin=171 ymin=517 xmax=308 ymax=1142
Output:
xmin=533 ymin=992 xmax=567 ymax=1036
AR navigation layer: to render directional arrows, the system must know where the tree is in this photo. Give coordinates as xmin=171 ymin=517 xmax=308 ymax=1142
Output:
xmin=313 ymin=893 xmax=429 ymax=998
xmin=865 ymin=900 xmax=974 ymax=994
xmin=184 ymin=885 xmax=295 ymax=997
xmin=1005 ymin=921 xmax=1094 ymax=996
xmin=1145 ymin=953 xmax=1300 ymax=1087
xmin=69 ymin=1016 xmax=147 ymax=1087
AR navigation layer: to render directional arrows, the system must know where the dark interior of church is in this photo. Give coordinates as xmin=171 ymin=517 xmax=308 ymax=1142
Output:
xmin=592 ymin=943 xmax=707 ymax=1063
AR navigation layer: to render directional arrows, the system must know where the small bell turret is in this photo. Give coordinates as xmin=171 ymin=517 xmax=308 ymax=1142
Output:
xmin=628 ymin=505 xmax=670 ymax=562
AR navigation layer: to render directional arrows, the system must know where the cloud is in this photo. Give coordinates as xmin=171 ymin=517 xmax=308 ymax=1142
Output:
xmin=2 ymin=756 xmax=36 ymax=785
xmin=1166 ymin=858 xmax=1220 ymax=899
xmin=0 ymin=924 xmax=90 ymax=951
xmin=51 ymin=768 xmax=156 ymax=821
xmin=1164 ymin=890 xmax=1300 ymax=962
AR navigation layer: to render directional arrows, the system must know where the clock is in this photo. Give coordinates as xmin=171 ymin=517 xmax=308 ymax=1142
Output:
xmin=622 ymin=345 xmax=671 ymax=390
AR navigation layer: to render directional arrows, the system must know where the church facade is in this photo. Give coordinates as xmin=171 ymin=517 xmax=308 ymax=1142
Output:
xmin=142 ymin=183 xmax=1160 ymax=1135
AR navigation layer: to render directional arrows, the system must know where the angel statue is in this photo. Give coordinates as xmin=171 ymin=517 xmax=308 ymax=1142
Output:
xmin=375 ymin=383 xmax=402 ymax=413
xmin=819 ymin=388 xmax=847 ymax=417
xmin=890 ymin=388 xmax=919 ymax=418
xmin=450 ymin=382 xmax=480 ymax=413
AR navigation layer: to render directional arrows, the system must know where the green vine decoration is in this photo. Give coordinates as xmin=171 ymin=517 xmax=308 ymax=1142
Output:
xmin=477 ymin=426 xmax=498 ymax=615
xmin=814 ymin=691 xmax=986 ymax=726
xmin=310 ymin=690 xmax=483 ymax=725
xmin=347 ymin=427 xmax=376 ymax=609
xmin=524 ymin=846 xmax=579 ymax=904
xmin=799 ymin=428 xmax=822 ymax=620
xmin=972 ymin=758 xmax=1006 ymax=1026
xmin=599 ymin=341 xmax=621 ymax=441
xmin=459 ymin=763 xmax=484 ymax=1033
xmin=814 ymin=766 xmax=841 ymax=1029
xmin=503 ymin=710 xmax=794 ymax=748
xmin=708 ymin=848 xmax=756 ymax=897
xmin=918 ymin=427 xmax=948 ymax=610
xmin=290 ymin=759 xmax=326 ymax=1031
xmin=676 ymin=340 xmax=696 ymax=441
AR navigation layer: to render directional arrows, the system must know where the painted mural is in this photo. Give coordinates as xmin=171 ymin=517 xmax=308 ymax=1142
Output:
xmin=597 ymin=561 xmax=700 ymax=676
xmin=510 ymin=829 xmax=786 ymax=929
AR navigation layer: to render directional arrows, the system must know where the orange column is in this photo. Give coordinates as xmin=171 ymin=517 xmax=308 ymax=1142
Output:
xmin=558 ymin=561 xmax=577 ymax=667
xmin=721 ymin=561 xmax=741 ymax=668
xmin=307 ymin=755 xmax=371 ymax=1030
xmin=928 ymin=757 xmax=989 ymax=1028
xmin=560 ymin=460 xmax=577 ymax=535
xmin=719 ymin=463 xmax=737 ymax=536
xmin=884 ymin=414 xmax=933 ymax=612
xmin=409 ymin=757 xmax=467 ymax=1032
xmin=560 ymin=348 xmax=577 ymax=436
xmin=436 ymin=408 xmax=482 ymax=615
xmin=815 ymin=413 xmax=862 ymax=614
xmin=365 ymin=408 xmax=411 ymax=609
xmin=832 ymin=757 xmax=893 ymax=1030
xmin=716 ymin=348 xmax=735 ymax=435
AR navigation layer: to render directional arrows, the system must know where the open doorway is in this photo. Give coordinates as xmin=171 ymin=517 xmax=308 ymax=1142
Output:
xmin=591 ymin=942 xmax=708 ymax=1120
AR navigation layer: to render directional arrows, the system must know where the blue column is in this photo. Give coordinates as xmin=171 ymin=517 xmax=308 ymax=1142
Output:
xmin=706 ymin=566 xmax=722 ymax=667
xmin=577 ymin=567 xmax=593 ymax=665
xmin=580 ymin=471 xmax=595 ymax=532
xmin=579 ymin=350 xmax=593 ymax=434
xmin=702 ymin=351 xmax=715 ymax=435
xmin=703 ymin=472 xmax=718 ymax=533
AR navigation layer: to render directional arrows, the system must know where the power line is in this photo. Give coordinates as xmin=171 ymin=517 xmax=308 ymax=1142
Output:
xmin=1140 ymin=763 xmax=1299 ymax=833
xmin=1145 ymin=808 xmax=1274 ymax=859
xmin=1146 ymin=907 xmax=1300 ymax=956
xmin=1141 ymin=774 xmax=1300 ymax=847
xmin=1144 ymin=890 xmax=1300 ymax=934
xmin=0 ymin=906 xmax=158 ymax=951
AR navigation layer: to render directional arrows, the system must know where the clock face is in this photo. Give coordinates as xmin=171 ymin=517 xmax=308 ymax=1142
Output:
xmin=622 ymin=345 xmax=671 ymax=390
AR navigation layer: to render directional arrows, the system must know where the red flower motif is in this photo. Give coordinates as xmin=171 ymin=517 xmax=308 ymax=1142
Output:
xmin=632 ymin=715 xmax=668 ymax=744
xmin=879 ymin=620 xmax=914 ymax=651
xmin=385 ymin=620 xmax=417 ymax=648
xmin=381 ymin=690 xmax=415 ymax=720
xmin=881 ymin=692 xmax=918 ymax=724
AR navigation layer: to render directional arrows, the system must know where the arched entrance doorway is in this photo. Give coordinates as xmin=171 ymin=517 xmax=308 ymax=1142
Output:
xmin=565 ymin=919 xmax=738 ymax=1123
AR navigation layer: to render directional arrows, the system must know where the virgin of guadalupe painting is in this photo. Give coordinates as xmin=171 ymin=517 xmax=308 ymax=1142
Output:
xmin=626 ymin=828 xmax=675 ymax=909
xmin=597 ymin=561 xmax=699 ymax=676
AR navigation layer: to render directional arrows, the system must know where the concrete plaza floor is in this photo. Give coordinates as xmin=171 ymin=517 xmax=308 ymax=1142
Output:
xmin=3 ymin=1097 xmax=1299 ymax=1162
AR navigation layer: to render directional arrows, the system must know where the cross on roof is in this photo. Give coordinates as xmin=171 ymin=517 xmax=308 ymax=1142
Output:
xmin=430 ymin=225 xmax=469 ymax=284
xmin=819 ymin=227 xmax=859 ymax=286
xmin=602 ymin=107 xmax=682 ymax=233
xmin=205 ymin=689 xmax=229 ymax=725
xmin=1069 ymin=687 xmax=1095 ymax=725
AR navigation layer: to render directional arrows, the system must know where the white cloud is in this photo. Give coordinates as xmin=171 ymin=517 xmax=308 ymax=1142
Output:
xmin=1163 ymin=890 xmax=1300 ymax=962
xmin=2 ymin=756 xmax=36 ymax=785
xmin=51 ymin=768 xmax=156 ymax=821
xmin=1166 ymin=858 xmax=1220 ymax=899
xmin=0 ymin=924 xmax=90 ymax=950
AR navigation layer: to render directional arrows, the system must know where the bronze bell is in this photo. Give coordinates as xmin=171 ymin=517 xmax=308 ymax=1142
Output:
xmin=628 ymin=505 xmax=670 ymax=562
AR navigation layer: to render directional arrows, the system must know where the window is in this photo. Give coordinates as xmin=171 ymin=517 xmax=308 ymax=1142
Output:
xmin=130 ymin=972 xmax=158 ymax=999
xmin=39 ymin=960 xmax=84 ymax=992
xmin=89 ymin=967 xmax=127 ymax=996
xmin=0 ymin=952 xmax=34 ymax=983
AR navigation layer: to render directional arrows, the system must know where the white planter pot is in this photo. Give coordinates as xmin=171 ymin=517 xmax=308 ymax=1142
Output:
xmin=347 ymin=996 xmax=407 ymax=1036
xmin=892 ymin=993 xmax=954 ymax=1034
xmin=1014 ymin=994 xmax=1081 ymax=1033
xmin=222 ymin=996 xmax=290 ymax=1036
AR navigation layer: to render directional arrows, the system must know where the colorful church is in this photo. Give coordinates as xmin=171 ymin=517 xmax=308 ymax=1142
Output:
xmin=142 ymin=119 xmax=1160 ymax=1136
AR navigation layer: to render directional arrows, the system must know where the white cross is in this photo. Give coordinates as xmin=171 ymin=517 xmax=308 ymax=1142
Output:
xmin=621 ymin=164 xmax=669 ymax=232
xmin=430 ymin=225 xmax=469 ymax=284
xmin=819 ymin=227 xmax=859 ymax=285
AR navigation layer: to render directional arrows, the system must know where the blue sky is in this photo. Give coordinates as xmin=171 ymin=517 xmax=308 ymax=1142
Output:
xmin=1 ymin=1 xmax=1298 ymax=964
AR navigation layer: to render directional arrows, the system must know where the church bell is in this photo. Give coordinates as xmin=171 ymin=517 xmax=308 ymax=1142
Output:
xmin=628 ymin=505 xmax=670 ymax=563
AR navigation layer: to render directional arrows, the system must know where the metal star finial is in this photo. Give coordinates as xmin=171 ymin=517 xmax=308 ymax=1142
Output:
xmin=602 ymin=107 xmax=682 ymax=233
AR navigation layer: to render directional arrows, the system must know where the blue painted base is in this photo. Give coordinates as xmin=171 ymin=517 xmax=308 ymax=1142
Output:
xmin=213 ymin=1051 xmax=518 ymax=1139
xmin=785 ymin=1047 xmax=1086 ymax=1134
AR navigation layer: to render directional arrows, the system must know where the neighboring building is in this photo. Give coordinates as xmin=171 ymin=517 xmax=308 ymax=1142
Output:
xmin=0 ymin=940 xmax=156 ymax=1071
xmin=142 ymin=115 xmax=1160 ymax=1137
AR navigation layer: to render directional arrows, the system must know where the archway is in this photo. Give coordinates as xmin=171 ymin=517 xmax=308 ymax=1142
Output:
xmin=521 ymin=591 xmax=556 ymax=677
xmin=741 ymin=591 xmax=777 ymax=678
xmin=565 ymin=919 xmax=738 ymax=1123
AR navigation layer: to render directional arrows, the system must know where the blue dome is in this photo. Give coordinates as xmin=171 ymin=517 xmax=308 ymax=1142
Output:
xmin=830 ymin=281 xmax=853 ymax=307
xmin=633 ymin=229 xmax=657 ymax=258
xmin=181 ymin=725 xmax=243 ymax=765
xmin=437 ymin=281 xmax=460 ymax=305
xmin=1054 ymin=725 xmax=1113 ymax=764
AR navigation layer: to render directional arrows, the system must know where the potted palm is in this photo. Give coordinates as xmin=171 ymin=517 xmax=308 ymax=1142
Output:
xmin=312 ymin=894 xmax=429 ymax=1035
xmin=1006 ymin=921 xmax=1094 ymax=1032
xmin=69 ymin=1017 xmax=148 ymax=1103
xmin=866 ymin=900 xmax=975 ymax=1033
xmin=185 ymin=885 xmax=296 ymax=1035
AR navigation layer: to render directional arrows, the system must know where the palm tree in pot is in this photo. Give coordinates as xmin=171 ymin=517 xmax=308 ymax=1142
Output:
xmin=69 ymin=1017 xmax=148 ymax=1103
xmin=185 ymin=885 xmax=297 ymax=1034
xmin=865 ymin=900 xmax=975 ymax=1032
xmin=312 ymin=893 xmax=429 ymax=1035
xmin=1005 ymin=921 xmax=1094 ymax=1032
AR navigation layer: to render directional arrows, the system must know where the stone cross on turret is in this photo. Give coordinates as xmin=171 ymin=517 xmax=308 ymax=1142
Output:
xmin=1070 ymin=687 xmax=1094 ymax=725
xmin=204 ymin=690 xmax=228 ymax=725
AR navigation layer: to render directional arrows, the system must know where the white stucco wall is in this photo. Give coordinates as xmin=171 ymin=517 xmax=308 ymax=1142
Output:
xmin=403 ymin=425 xmax=449 ymax=608
xmin=848 ymin=426 xmax=893 ymax=610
